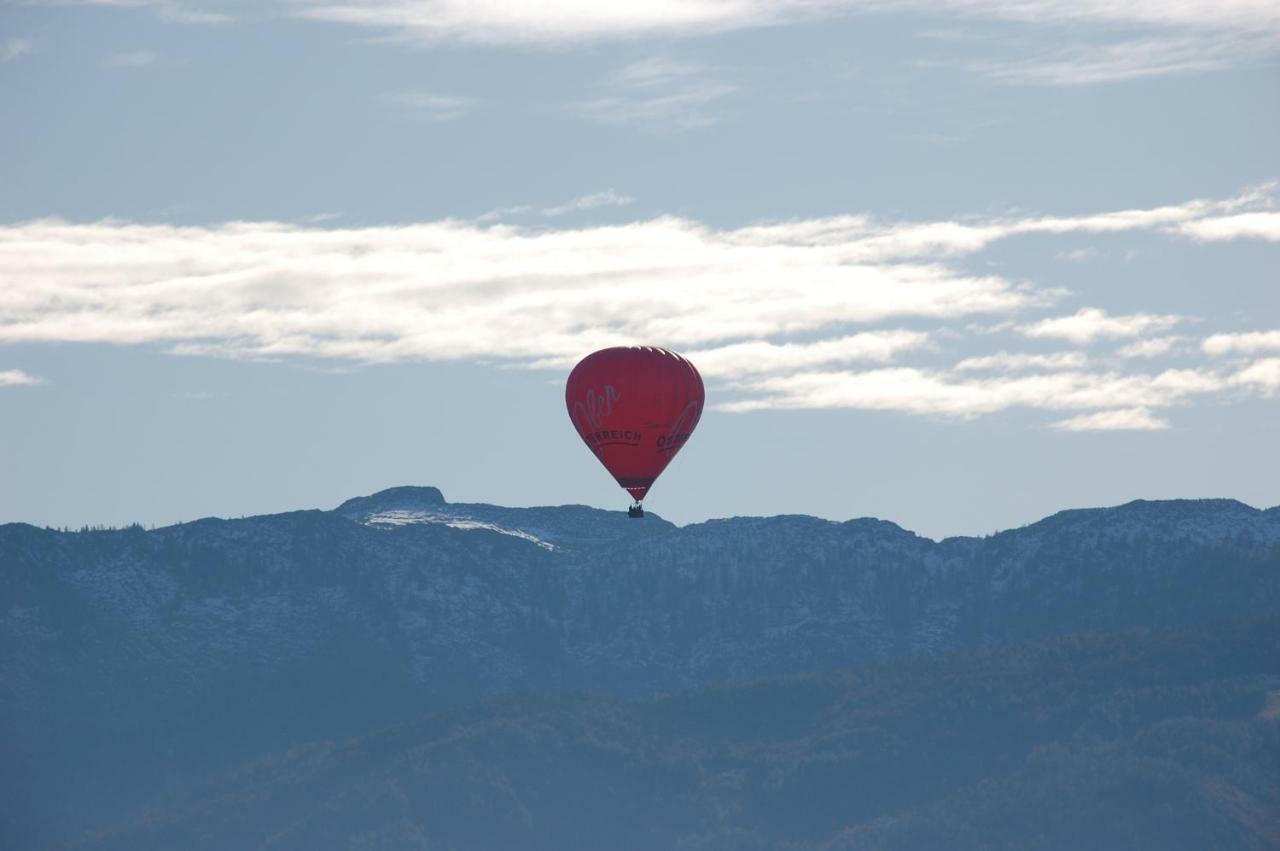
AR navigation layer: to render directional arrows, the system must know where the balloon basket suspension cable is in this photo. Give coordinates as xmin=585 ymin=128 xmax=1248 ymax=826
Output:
xmin=628 ymin=502 xmax=645 ymax=519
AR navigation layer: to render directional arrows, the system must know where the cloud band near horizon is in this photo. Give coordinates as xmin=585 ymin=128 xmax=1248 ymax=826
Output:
xmin=0 ymin=186 xmax=1277 ymax=427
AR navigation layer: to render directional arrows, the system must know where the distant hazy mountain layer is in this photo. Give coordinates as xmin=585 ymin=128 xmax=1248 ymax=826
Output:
xmin=76 ymin=619 xmax=1280 ymax=851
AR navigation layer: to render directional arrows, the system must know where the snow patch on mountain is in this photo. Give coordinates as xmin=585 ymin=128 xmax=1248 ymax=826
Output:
xmin=363 ymin=509 xmax=558 ymax=550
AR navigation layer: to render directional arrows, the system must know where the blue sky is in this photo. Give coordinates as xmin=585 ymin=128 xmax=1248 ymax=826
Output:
xmin=1 ymin=0 xmax=1277 ymax=538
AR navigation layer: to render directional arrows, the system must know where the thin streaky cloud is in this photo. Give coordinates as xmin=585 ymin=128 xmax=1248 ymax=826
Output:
xmin=573 ymin=56 xmax=737 ymax=132
xmin=953 ymin=351 xmax=1086 ymax=372
xmin=1054 ymin=248 xmax=1099 ymax=262
xmin=105 ymin=50 xmax=160 ymax=68
xmin=573 ymin=85 xmax=736 ymax=131
xmin=294 ymin=1 xmax=798 ymax=45
xmin=377 ymin=90 xmax=476 ymax=122
xmin=965 ymin=32 xmax=1277 ymax=86
xmin=1117 ymin=337 xmax=1181 ymax=359
xmin=716 ymin=367 xmax=1229 ymax=418
xmin=940 ymin=0 xmax=1280 ymax=33
xmin=523 ymin=331 xmax=930 ymax=373
xmin=542 ymin=190 xmax=635 ymax=217
xmin=475 ymin=191 xmax=634 ymax=222
xmin=1052 ymin=408 xmax=1169 ymax=431
xmin=687 ymin=332 xmax=931 ymax=378
xmin=154 ymin=4 xmax=231 ymax=25
xmin=33 ymin=0 xmax=232 ymax=25
xmin=723 ymin=183 xmax=1276 ymax=263
xmin=290 ymin=1 xmax=1280 ymax=46
xmin=0 ymin=369 xmax=44 ymax=387
xmin=1203 ymin=330 xmax=1280 ymax=356
xmin=473 ymin=204 xmax=534 ymax=223
xmin=2 ymin=37 xmax=35 ymax=63
xmin=36 ymin=1 xmax=1280 ymax=85
xmin=1020 ymin=308 xmax=1182 ymax=344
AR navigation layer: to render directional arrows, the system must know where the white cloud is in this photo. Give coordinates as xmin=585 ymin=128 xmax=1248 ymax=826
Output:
xmin=378 ymin=91 xmax=475 ymax=122
xmin=1117 ymin=336 xmax=1180 ymax=358
xmin=295 ymin=1 xmax=794 ymax=44
xmin=474 ymin=204 xmax=534 ymax=223
xmin=36 ymin=0 xmax=1280 ymax=84
xmin=2 ymin=38 xmax=35 ymax=63
xmin=1178 ymin=212 xmax=1280 ymax=242
xmin=687 ymin=331 xmax=930 ymax=377
xmin=105 ymin=50 xmax=159 ymax=68
xmin=934 ymin=0 xmax=1279 ymax=32
xmin=1020 ymin=308 xmax=1182 ymax=344
xmin=155 ymin=4 xmax=230 ymax=25
xmin=282 ymin=1 xmax=1280 ymax=91
xmin=953 ymin=351 xmax=1086 ymax=372
xmin=572 ymin=56 xmax=737 ymax=131
xmin=476 ymin=190 xmax=636 ymax=222
xmin=1052 ymin=408 xmax=1169 ymax=431
xmin=542 ymin=189 xmax=635 ymax=217
xmin=35 ymin=1 xmax=231 ymax=25
xmin=289 ymin=1 xmax=1280 ymax=46
xmin=1 ymin=186 xmax=1276 ymax=428
xmin=0 ymin=216 xmax=1026 ymax=365
xmin=722 ymin=184 xmax=1273 ymax=264
xmin=0 ymin=369 xmax=44 ymax=387
xmin=1203 ymin=330 xmax=1280 ymax=356
xmin=1054 ymin=247 xmax=1098 ymax=262
xmin=1231 ymin=358 xmax=1280 ymax=393
xmin=965 ymin=31 xmax=1277 ymax=86
xmin=717 ymin=366 xmax=1225 ymax=417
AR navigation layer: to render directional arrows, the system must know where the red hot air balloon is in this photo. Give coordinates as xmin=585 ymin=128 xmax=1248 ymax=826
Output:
xmin=565 ymin=346 xmax=704 ymax=517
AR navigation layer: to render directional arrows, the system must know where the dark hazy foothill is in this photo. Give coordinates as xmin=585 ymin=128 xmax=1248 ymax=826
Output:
xmin=2 ymin=487 xmax=1278 ymax=849
xmin=71 ymin=619 xmax=1280 ymax=851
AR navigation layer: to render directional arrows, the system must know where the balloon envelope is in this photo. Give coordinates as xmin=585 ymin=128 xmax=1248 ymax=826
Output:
xmin=565 ymin=346 xmax=704 ymax=502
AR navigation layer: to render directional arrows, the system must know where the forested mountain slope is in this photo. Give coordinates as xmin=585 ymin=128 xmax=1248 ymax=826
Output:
xmin=3 ymin=487 xmax=1278 ymax=847
xmin=78 ymin=619 xmax=1280 ymax=851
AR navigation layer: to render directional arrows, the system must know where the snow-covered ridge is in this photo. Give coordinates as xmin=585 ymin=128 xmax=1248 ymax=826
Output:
xmin=363 ymin=509 xmax=558 ymax=551
xmin=334 ymin=485 xmax=676 ymax=550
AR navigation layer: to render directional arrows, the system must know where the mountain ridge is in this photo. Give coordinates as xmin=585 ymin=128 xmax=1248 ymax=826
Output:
xmin=3 ymin=486 xmax=1279 ymax=848
xmin=6 ymin=485 xmax=1273 ymax=545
